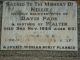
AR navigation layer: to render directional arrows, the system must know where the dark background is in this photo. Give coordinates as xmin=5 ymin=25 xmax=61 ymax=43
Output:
xmin=0 ymin=0 xmax=80 ymax=60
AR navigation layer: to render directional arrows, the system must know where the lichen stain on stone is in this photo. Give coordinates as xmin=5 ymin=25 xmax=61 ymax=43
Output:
xmin=12 ymin=9 xmax=24 ymax=21
xmin=5 ymin=2 xmax=14 ymax=12
xmin=15 ymin=33 xmax=56 ymax=45
xmin=12 ymin=10 xmax=22 ymax=17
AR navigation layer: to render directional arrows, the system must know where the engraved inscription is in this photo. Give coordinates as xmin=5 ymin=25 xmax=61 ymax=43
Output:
xmin=1 ymin=1 xmax=77 ymax=51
